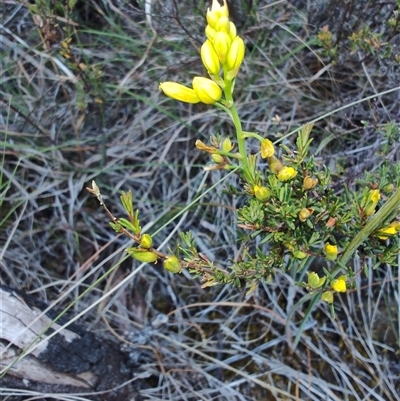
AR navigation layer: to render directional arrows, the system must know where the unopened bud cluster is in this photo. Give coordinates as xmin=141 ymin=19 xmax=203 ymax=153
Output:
xmin=159 ymin=0 xmax=245 ymax=105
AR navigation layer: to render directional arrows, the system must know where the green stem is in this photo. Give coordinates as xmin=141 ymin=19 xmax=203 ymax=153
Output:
xmin=332 ymin=186 xmax=400 ymax=276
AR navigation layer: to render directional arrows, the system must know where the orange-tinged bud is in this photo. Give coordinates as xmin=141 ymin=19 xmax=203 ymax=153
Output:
xmin=213 ymin=31 xmax=231 ymax=63
xmin=303 ymin=176 xmax=318 ymax=190
xmin=331 ymin=275 xmax=347 ymax=293
xmin=298 ymin=208 xmax=313 ymax=222
xmin=159 ymin=82 xmax=200 ymax=103
xmin=277 ymin=166 xmax=297 ymax=182
xmin=267 ymin=156 xmax=283 ymax=174
xmin=260 ymin=138 xmax=275 ymax=158
xmin=324 ymin=243 xmax=338 ymax=261
xmin=201 ymin=40 xmax=220 ymax=76
xmin=226 ymin=36 xmax=245 ymax=73
xmin=253 ymin=185 xmax=270 ymax=201
xmin=195 ymin=139 xmax=218 ymax=154
xmin=192 ymin=76 xmax=222 ymax=104
xmin=164 ymin=255 xmax=182 ymax=273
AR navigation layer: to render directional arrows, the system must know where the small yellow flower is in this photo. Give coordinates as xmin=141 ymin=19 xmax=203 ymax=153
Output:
xmin=201 ymin=40 xmax=221 ymax=76
xmin=253 ymin=185 xmax=270 ymax=201
xmin=324 ymin=243 xmax=338 ymax=261
xmin=164 ymin=255 xmax=182 ymax=273
xmin=375 ymin=222 xmax=398 ymax=240
xmin=303 ymin=176 xmax=318 ymax=190
xmin=192 ymin=76 xmax=222 ymax=104
xmin=331 ymin=275 xmax=347 ymax=293
xmin=361 ymin=189 xmax=380 ymax=216
xmin=298 ymin=208 xmax=313 ymax=222
xmin=213 ymin=31 xmax=231 ymax=63
xmin=260 ymin=138 xmax=275 ymax=158
xmin=277 ymin=166 xmax=297 ymax=182
xmin=226 ymin=36 xmax=245 ymax=74
xmin=159 ymin=82 xmax=200 ymax=103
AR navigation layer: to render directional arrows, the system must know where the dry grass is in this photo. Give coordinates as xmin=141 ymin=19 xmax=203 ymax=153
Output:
xmin=1 ymin=0 xmax=399 ymax=400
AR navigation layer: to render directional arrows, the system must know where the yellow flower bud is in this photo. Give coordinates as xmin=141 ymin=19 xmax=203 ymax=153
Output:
xmin=164 ymin=255 xmax=182 ymax=273
xmin=283 ymin=242 xmax=295 ymax=252
xmin=226 ymin=36 xmax=245 ymax=73
xmin=324 ymin=243 xmax=338 ymax=261
xmin=201 ymin=40 xmax=221 ymax=76
xmin=260 ymin=138 xmax=275 ymax=158
xmin=331 ymin=275 xmax=347 ymax=293
xmin=277 ymin=166 xmax=297 ymax=182
xmin=253 ymin=185 xmax=270 ymax=201
xmin=303 ymin=176 xmax=318 ymax=190
xmin=207 ymin=0 xmax=229 ymax=28
xmin=360 ymin=189 xmax=380 ymax=216
xmin=298 ymin=208 xmax=313 ymax=222
xmin=307 ymin=272 xmax=326 ymax=289
xmin=205 ymin=25 xmax=216 ymax=41
xmin=140 ymin=233 xmax=153 ymax=249
xmin=192 ymin=76 xmax=222 ymax=104
xmin=215 ymin=16 xmax=230 ymax=33
xmin=229 ymin=21 xmax=237 ymax=40
xmin=267 ymin=156 xmax=283 ymax=174
xmin=391 ymin=221 xmax=400 ymax=232
xmin=293 ymin=250 xmax=307 ymax=259
xmin=213 ymin=31 xmax=231 ymax=64
xmin=221 ymin=137 xmax=233 ymax=152
xmin=212 ymin=153 xmax=225 ymax=164
xmin=126 ymin=247 xmax=158 ymax=263
xmin=159 ymin=82 xmax=200 ymax=103
xmin=321 ymin=291 xmax=334 ymax=303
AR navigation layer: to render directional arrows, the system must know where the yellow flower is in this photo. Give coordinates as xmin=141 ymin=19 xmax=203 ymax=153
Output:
xmin=192 ymin=77 xmax=222 ymax=104
xmin=298 ymin=208 xmax=313 ymax=222
xmin=201 ymin=40 xmax=221 ymax=76
xmin=331 ymin=275 xmax=347 ymax=293
xmin=375 ymin=222 xmax=399 ymax=240
xmin=260 ymin=138 xmax=275 ymax=158
xmin=159 ymin=82 xmax=200 ymax=103
xmin=213 ymin=31 xmax=231 ymax=64
xmin=324 ymin=243 xmax=338 ymax=261
xmin=361 ymin=189 xmax=380 ymax=216
xmin=226 ymin=36 xmax=245 ymax=74
xmin=277 ymin=166 xmax=297 ymax=182
xmin=253 ymin=185 xmax=270 ymax=201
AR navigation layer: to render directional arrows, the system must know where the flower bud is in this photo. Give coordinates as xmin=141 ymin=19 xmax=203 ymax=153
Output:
xmin=215 ymin=16 xmax=230 ymax=33
xmin=303 ymin=176 xmax=318 ymax=190
xmin=226 ymin=36 xmax=245 ymax=72
xmin=360 ymin=189 xmax=380 ymax=216
xmin=253 ymin=185 xmax=270 ymax=201
xmin=221 ymin=137 xmax=233 ymax=152
xmin=382 ymin=183 xmax=394 ymax=194
xmin=298 ymin=208 xmax=313 ymax=222
xmin=164 ymin=255 xmax=182 ymax=273
xmin=212 ymin=153 xmax=225 ymax=164
xmin=293 ymin=250 xmax=307 ymax=259
xmin=324 ymin=243 xmax=338 ymax=261
xmin=260 ymin=138 xmax=275 ymax=158
xmin=192 ymin=76 xmax=222 ymax=104
xmin=213 ymin=31 xmax=231 ymax=64
xmin=201 ymin=40 xmax=221 ymax=76
xmin=331 ymin=275 xmax=347 ymax=293
xmin=307 ymin=272 xmax=326 ymax=289
xmin=159 ymin=82 xmax=200 ymax=103
xmin=277 ymin=166 xmax=297 ymax=182
xmin=205 ymin=25 xmax=216 ymax=41
xmin=140 ymin=233 xmax=153 ymax=249
xmin=321 ymin=291 xmax=334 ymax=303
xmin=267 ymin=156 xmax=283 ymax=174
xmin=229 ymin=22 xmax=237 ymax=40
xmin=126 ymin=247 xmax=158 ymax=263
